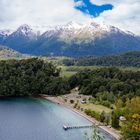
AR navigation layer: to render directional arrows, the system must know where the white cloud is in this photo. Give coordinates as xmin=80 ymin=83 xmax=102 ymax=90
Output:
xmin=0 ymin=0 xmax=89 ymax=30
xmin=91 ymin=0 xmax=140 ymax=35
xmin=0 ymin=0 xmax=140 ymax=35
xmin=75 ymin=1 xmax=86 ymax=7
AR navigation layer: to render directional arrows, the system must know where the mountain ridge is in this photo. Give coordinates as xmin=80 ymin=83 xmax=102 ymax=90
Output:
xmin=0 ymin=21 xmax=140 ymax=57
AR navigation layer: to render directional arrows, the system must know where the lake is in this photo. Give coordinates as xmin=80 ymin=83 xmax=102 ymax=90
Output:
xmin=0 ymin=97 xmax=116 ymax=140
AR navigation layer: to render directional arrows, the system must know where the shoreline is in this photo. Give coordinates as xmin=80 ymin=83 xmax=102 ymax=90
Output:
xmin=42 ymin=95 xmax=121 ymax=140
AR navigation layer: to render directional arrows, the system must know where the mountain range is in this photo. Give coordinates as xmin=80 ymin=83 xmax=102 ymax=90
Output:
xmin=0 ymin=21 xmax=140 ymax=57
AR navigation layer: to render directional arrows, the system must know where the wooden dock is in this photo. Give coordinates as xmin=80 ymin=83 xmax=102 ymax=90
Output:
xmin=63 ymin=124 xmax=93 ymax=130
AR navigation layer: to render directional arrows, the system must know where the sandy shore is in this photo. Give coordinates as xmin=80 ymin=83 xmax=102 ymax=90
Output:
xmin=42 ymin=95 xmax=121 ymax=140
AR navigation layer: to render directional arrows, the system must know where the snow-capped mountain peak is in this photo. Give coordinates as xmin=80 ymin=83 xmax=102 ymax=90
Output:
xmin=64 ymin=21 xmax=82 ymax=29
xmin=8 ymin=24 xmax=39 ymax=40
xmin=0 ymin=29 xmax=13 ymax=37
xmin=17 ymin=24 xmax=33 ymax=35
xmin=87 ymin=21 xmax=100 ymax=28
xmin=0 ymin=21 xmax=139 ymax=57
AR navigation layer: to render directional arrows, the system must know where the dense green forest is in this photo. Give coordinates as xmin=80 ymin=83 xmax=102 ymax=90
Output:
xmin=0 ymin=58 xmax=69 ymax=96
xmin=63 ymin=51 xmax=140 ymax=67
xmin=69 ymin=67 xmax=140 ymax=139
xmin=0 ymin=58 xmax=139 ymax=139
xmin=69 ymin=67 xmax=140 ymax=97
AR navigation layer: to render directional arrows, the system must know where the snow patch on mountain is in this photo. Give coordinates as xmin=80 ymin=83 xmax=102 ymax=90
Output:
xmin=0 ymin=29 xmax=13 ymax=37
xmin=9 ymin=24 xmax=38 ymax=40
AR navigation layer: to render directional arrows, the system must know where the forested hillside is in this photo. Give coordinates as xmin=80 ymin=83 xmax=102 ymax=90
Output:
xmin=63 ymin=51 xmax=140 ymax=67
xmin=0 ymin=58 xmax=69 ymax=96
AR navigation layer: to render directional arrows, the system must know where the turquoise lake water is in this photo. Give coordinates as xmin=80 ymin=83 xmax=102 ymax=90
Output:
xmin=0 ymin=97 xmax=116 ymax=140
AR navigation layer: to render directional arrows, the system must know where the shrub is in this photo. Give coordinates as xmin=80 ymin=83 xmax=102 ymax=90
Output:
xmin=77 ymin=105 xmax=80 ymax=110
xmin=74 ymin=103 xmax=78 ymax=108
xmin=85 ymin=109 xmax=100 ymax=120
xmin=70 ymin=99 xmax=74 ymax=104
xmin=81 ymin=108 xmax=84 ymax=111
xmin=101 ymin=101 xmax=111 ymax=108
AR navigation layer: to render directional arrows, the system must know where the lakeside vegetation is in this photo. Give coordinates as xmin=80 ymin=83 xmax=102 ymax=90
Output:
xmin=68 ymin=67 xmax=140 ymax=139
xmin=0 ymin=58 xmax=69 ymax=96
xmin=0 ymin=58 xmax=139 ymax=139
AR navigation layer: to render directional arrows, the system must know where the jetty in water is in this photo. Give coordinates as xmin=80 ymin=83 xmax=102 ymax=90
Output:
xmin=63 ymin=125 xmax=93 ymax=131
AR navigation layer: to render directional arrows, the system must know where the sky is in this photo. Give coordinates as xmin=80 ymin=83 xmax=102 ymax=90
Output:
xmin=0 ymin=0 xmax=140 ymax=35
xmin=74 ymin=0 xmax=113 ymax=17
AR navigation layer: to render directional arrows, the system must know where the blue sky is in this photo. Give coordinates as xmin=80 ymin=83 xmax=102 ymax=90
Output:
xmin=0 ymin=0 xmax=139 ymax=35
xmin=74 ymin=0 xmax=113 ymax=17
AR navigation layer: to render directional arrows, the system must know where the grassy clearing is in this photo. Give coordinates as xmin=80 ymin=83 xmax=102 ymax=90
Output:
xmin=60 ymin=71 xmax=77 ymax=77
xmin=59 ymin=65 xmax=140 ymax=77
xmin=60 ymin=66 xmax=102 ymax=71
xmin=42 ymin=57 xmax=140 ymax=77
xmin=80 ymin=103 xmax=112 ymax=114
xmin=62 ymin=65 xmax=140 ymax=72
xmin=41 ymin=56 xmax=69 ymax=65
xmin=119 ymin=66 xmax=140 ymax=72
xmin=59 ymin=66 xmax=102 ymax=77
xmin=59 ymin=92 xmax=112 ymax=114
